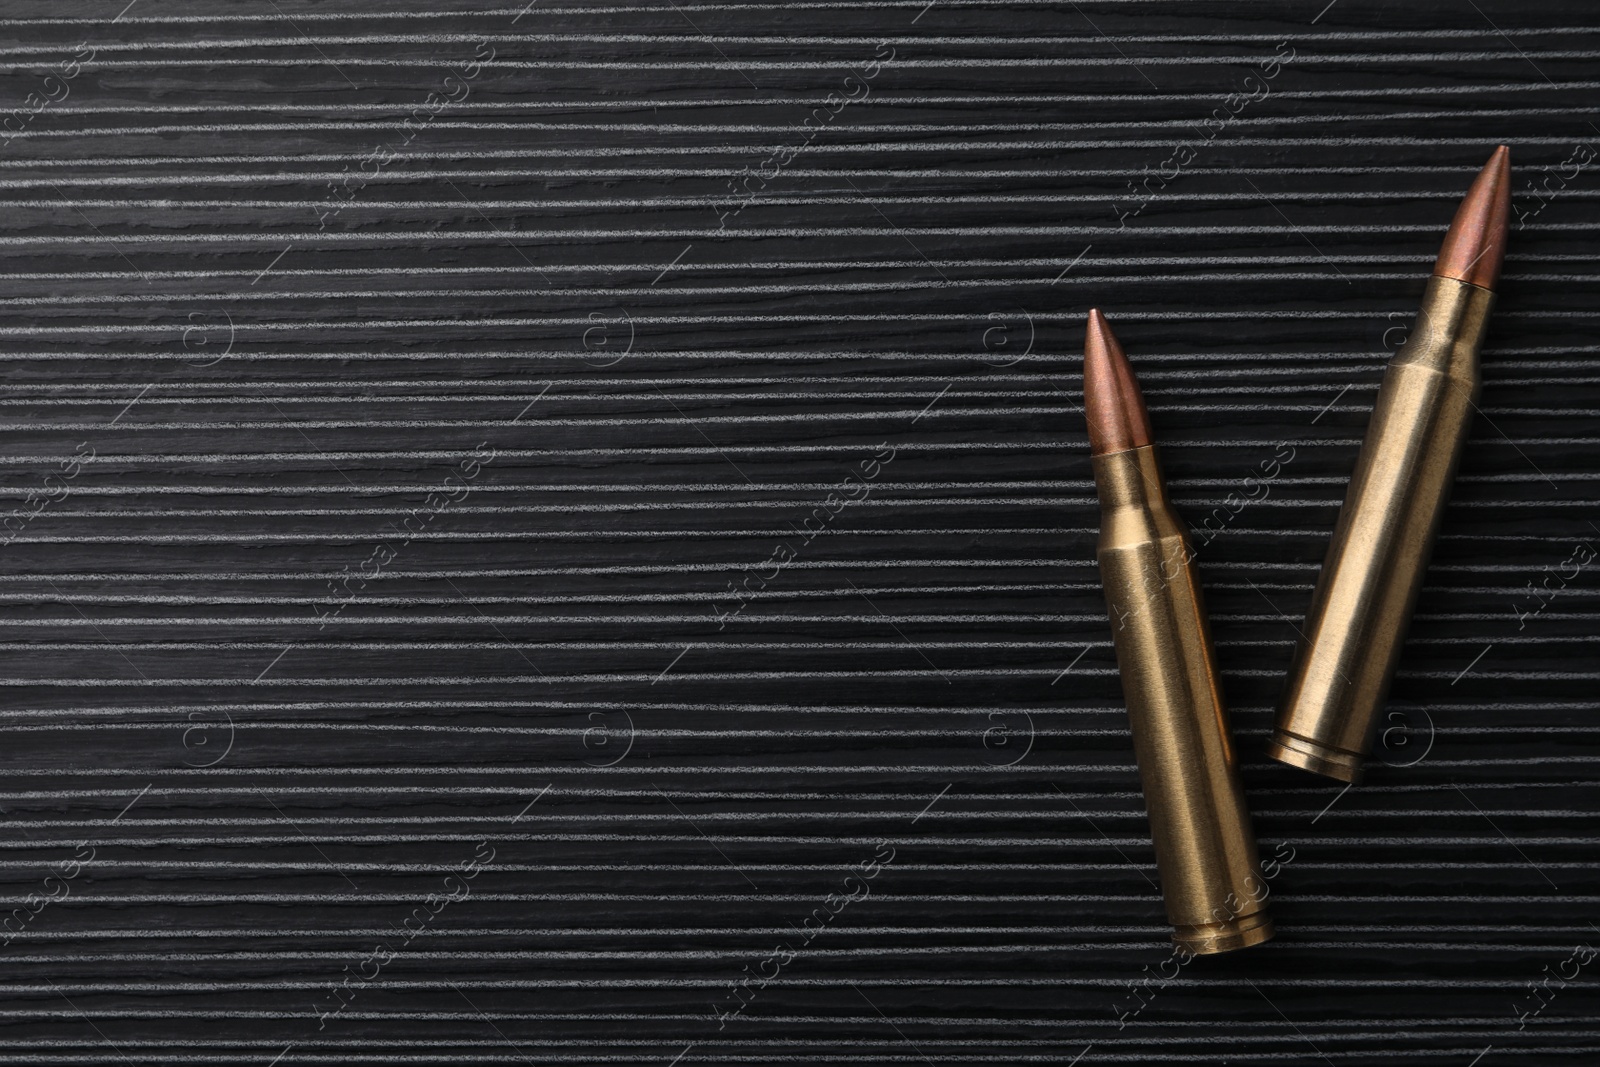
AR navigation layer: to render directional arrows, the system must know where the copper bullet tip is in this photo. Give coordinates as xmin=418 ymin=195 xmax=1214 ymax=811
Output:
xmin=1083 ymin=308 xmax=1153 ymax=456
xmin=1433 ymin=145 xmax=1511 ymax=290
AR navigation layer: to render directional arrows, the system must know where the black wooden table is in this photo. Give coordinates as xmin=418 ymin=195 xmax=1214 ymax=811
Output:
xmin=0 ymin=1 xmax=1593 ymax=1063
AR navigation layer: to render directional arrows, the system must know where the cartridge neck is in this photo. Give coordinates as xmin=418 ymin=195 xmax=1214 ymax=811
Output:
xmin=1394 ymin=275 xmax=1495 ymax=383
xmin=1091 ymin=444 xmax=1169 ymax=510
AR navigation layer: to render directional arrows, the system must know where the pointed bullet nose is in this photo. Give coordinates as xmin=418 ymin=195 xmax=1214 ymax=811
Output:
xmin=1085 ymin=307 xmax=1117 ymax=360
xmin=1433 ymin=145 xmax=1512 ymax=290
xmin=1083 ymin=308 xmax=1153 ymax=456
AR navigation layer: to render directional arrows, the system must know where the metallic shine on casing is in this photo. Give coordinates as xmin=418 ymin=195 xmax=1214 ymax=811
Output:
xmin=1268 ymin=275 xmax=1493 ymax=782
xmin=1094 ymin=443 xmax=1274 ymax=954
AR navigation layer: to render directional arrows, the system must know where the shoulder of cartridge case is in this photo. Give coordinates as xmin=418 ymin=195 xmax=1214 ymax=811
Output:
xmin=1092 ymin=445 xmax=1190 ymax=547
xmin=1391 ymin=275 xmax=1495 ymax=386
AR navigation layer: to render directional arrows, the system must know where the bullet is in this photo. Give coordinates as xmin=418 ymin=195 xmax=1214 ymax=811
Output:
xmin=1086 ymin=310 xmax=1273 ymax=955
xmin=1268 ymin=146 xmax=1512 ymax=783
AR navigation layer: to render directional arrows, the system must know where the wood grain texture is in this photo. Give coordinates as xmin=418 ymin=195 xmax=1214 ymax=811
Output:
xmin=0 ymin=0 xmax=1594 ymax=1063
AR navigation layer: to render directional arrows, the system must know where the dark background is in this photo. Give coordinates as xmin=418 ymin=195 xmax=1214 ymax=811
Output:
xmin=0 ymin=1 xmax=1593 ymax=1063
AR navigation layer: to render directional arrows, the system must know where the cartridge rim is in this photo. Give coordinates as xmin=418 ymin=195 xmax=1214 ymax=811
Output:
xmin=1266 ymin=731 xmax=1365 ymax=785
xmin=1172 ymin=910 xmax=1275 ymax=956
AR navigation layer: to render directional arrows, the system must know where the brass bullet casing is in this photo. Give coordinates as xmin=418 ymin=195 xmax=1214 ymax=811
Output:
xmin=1269 ymin=146 xmax=1510 ymax=784
xmin=1096 ymin=446 xmax=1273 ymax=954
xmin=1086 ymin=311 xmax=1272 ymax=956
xmin=1268 ymin=276 xmax=1491 ymax=782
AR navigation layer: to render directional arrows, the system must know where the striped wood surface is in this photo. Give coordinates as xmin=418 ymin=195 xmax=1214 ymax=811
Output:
xmin=0 ymin=1 xmax=1594 ymax=1064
